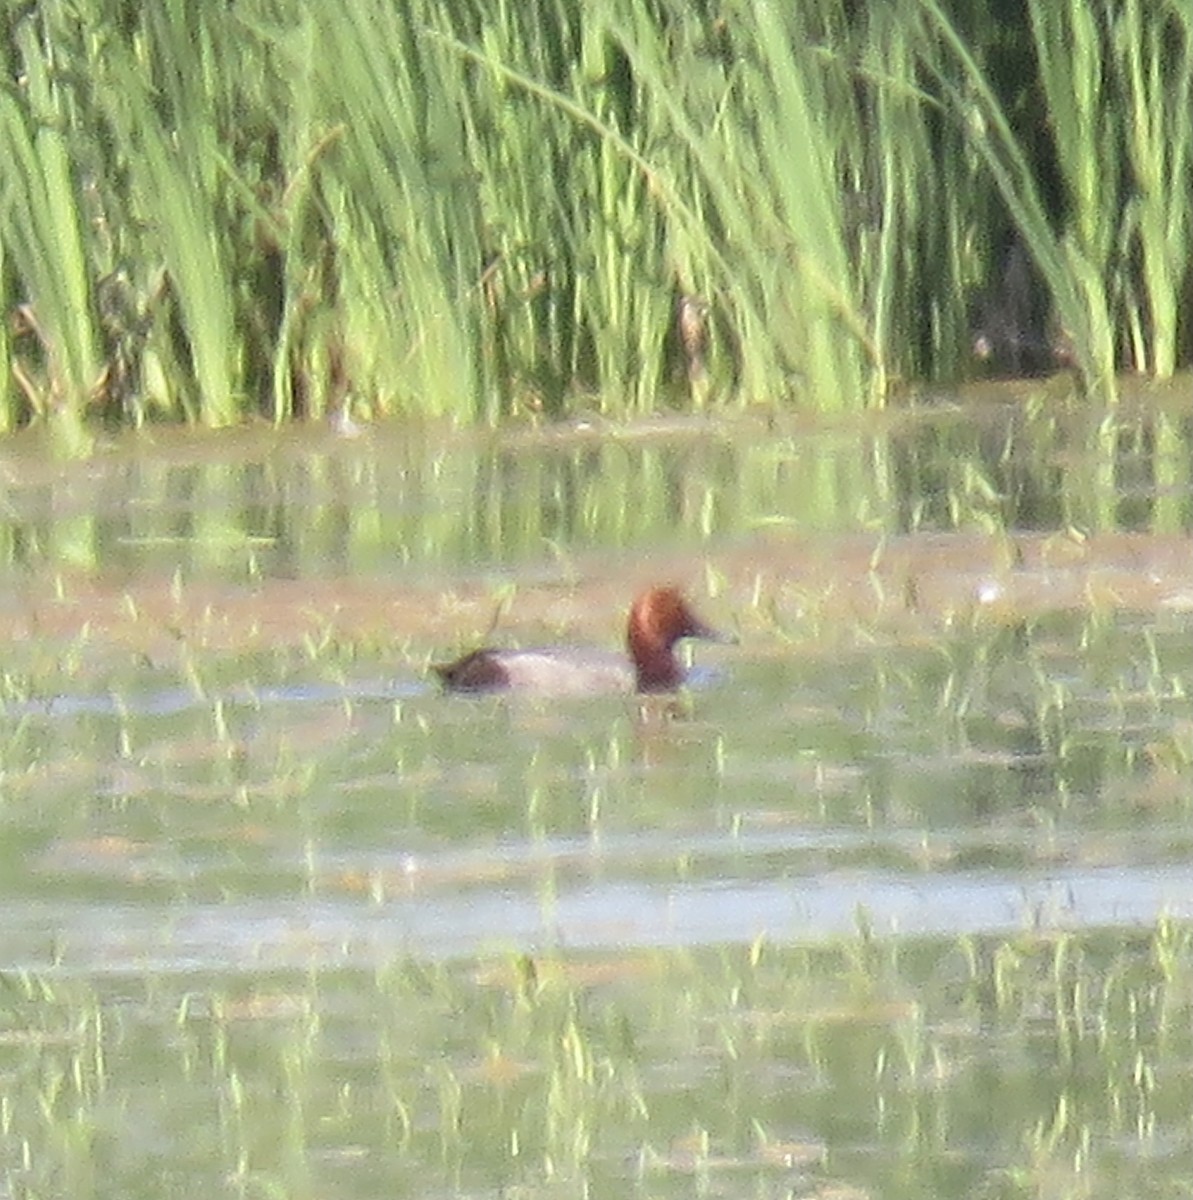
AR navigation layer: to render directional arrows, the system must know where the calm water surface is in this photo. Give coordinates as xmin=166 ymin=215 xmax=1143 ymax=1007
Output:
xmin=2 ymin=392 xmax=1193 ymax=1198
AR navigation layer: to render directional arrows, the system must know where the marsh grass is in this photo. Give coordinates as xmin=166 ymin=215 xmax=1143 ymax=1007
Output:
xmin=0 ymin=18 xmax=100 ymax=450
xmin=0 ymin=0 xmax=1189 ymax=435
xmin=1115 ymin=0 xmax=1193 ymax=379
xmin=921 ymin=0 xmax=1193 ymax=399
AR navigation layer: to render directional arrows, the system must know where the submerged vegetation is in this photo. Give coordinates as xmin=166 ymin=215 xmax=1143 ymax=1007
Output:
xmin=7 ymin=924 xmax=1193 ymax=1197
xmin=0 ymin=0 xmax=1190 ymax=437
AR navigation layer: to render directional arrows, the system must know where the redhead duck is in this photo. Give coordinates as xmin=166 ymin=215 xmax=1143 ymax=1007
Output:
xmin=433 ymin=586 xmax=729 ymax=695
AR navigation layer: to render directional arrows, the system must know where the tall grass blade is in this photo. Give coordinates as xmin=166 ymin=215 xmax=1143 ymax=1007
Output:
xmin=0 ymin=17 xmax=100 ymax=441
xmin=917 ymin=0 xmax=1117 ymax=402
xmin=1114 ymin=0 xmax=1193 ymax=378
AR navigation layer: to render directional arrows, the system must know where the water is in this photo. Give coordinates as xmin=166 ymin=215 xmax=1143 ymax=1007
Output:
xmin=2 ymin=392 xmax=1193 ymax=1198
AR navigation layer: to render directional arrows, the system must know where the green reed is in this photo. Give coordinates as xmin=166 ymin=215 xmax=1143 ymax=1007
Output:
xmin=1114 ymin=0 xmax=1193 ymax=379
xmin=918 ymin=0 xmax=1105 ymax=396
xmin=608 ymin=0 xmax=872 ymax=406
xmin=0 ymin=0 xmax=1189 ymax=436
xmin=922 ymin=0 xmax=1193 ymax=400
xmin=0 ymin=15 xmax=100 ymax=449
xmin=313 ymin=1 xmax=484 ymax=419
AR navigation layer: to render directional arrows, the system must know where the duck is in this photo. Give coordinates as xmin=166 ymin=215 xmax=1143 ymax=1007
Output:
xmin=433 ymin=585 xmax=729 ymax=695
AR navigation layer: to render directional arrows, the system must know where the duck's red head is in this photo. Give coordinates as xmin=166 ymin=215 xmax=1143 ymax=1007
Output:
xmin=626 ymin=586 xmax=726 ymax=692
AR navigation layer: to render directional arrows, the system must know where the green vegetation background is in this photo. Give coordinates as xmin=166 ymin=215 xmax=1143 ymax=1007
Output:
xmin=1 ymin=0 xmax=1190 ymax=445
